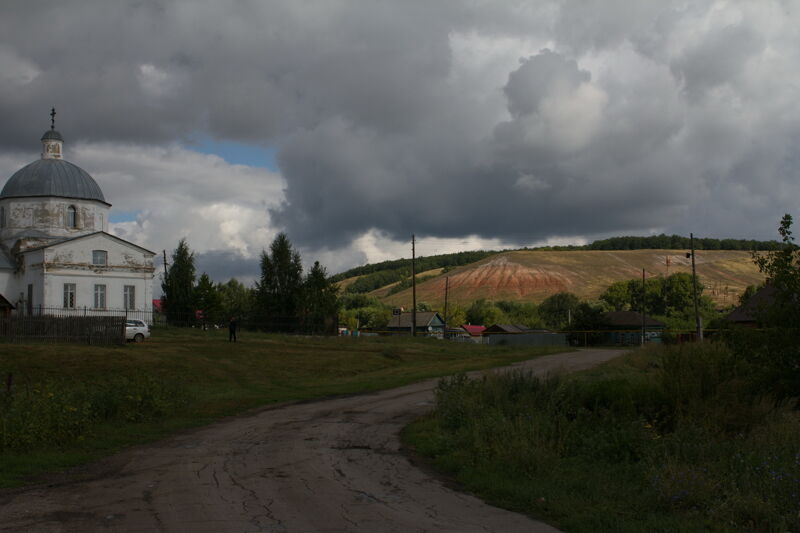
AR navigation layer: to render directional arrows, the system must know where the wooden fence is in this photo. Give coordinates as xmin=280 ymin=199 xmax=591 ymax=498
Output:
xmin=0 ymin=314 xmax=126 ymax=345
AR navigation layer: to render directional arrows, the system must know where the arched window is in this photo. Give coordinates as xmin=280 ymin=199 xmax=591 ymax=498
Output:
xmin=67 ymin=205 xmax=77 ymax=228
xmin=0 ymin=206 xmax=5 ymax=229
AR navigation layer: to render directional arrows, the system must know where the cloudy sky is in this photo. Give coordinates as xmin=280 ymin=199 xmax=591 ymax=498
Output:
xmin=1 ymin=1 xmax=798 ymax=284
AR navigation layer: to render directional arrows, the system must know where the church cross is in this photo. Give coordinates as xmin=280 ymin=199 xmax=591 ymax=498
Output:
xmin=50 ymin=107 xmax=56 ymax=130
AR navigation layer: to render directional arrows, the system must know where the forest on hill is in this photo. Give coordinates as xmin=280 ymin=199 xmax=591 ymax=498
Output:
xmin=335 ymin=235 xmax=780 ymax=295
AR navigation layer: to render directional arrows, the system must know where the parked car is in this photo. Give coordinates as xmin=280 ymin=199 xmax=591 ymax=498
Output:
xmin=125 ymin=319 xmax=150 ymax=342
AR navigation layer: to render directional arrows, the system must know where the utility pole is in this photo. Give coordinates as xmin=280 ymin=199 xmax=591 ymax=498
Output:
xmin=412 ymin=234 xmax=417 ymax=337
xmin=641 ymin=268 xmax=646 ymax=346
xmin=162 ymin=250 xmax=169 ymax=282
xmin=443 ymin=276 xmax=449 ymax=340
xmin=688 ymin=233 xmax=703 ymax=342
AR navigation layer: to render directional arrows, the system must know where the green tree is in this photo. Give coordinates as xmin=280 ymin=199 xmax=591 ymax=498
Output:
xmin=194 ymin=273 xmax=221 ymax=327
xmin=301 ymin=261 xmax=340 ymax=333
xmin=161 ymin=238 xmax=196 ymax=326
xmin=743 ymin=214 xmax=800 ymax=398
xmin=600 ymin=281 xmax=631 ymax=311
xmin=443 ymin=303 xmax=467 ymax=329
xmin=465 ymin=299 xmax=505 ymax=326
xmin=256 ymin=233 xmax=303 ymax=319
xmin=753 ymin=214 xmax=800 ymax=328
xmin=539 ymin=292 xmax=579 ymax=330
xmin=738 ymin=284 xmax=759 ymax=306
xmin=217 ymin=278 xmax=255 ymax=321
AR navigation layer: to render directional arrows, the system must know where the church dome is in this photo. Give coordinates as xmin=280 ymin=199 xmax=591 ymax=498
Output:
xmin=40 ymin=129 xmax=64 ymax=142
xmin=1 ymin=159 xmax=107 ymax=203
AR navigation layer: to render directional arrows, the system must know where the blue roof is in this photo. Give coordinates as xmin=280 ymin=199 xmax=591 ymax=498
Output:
xmin=0 ymin=159 xmax=107 ymax=204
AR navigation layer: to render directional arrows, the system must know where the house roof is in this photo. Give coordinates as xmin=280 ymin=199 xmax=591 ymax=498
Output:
xmin=483 ymin=324 xmax=532 ymax=334
xmin=387 ymin=311 xmax=443 ymax=328
xmin=460 ymin=324 xmax=486 ymax=336
xmin=603 ymin=311 xmax=666 ymax=328
xmin=0 ymin=293 xmax=15 ymax=308
xmin=727 ymin=285 xmax=776 ymax=323
xmin=20 ymin=231 xmax=156 ymax=256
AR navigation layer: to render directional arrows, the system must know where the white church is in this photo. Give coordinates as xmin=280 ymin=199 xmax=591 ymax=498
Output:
xmin=0 ymin=111 xmax=155 ymax=317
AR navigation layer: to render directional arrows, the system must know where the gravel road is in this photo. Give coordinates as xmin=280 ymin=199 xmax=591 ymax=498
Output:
xmin=0 ymin=348 xmax=624 ymax=533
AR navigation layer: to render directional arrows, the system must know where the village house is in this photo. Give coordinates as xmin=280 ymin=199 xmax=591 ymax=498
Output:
xmin=385 ymin=311 xmax=445 ymax=337
xmin=0 ymin=112 xmax=155 ymax=318
xmin=601 ymin=311 xmax=666 ymax=345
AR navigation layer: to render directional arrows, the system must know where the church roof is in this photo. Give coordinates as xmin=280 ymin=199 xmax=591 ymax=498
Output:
xmin=41 ymin=129 xmax=64 ymax=142
xmin=20 ymin=231 xmax=156 ymax=256
xmin=1 ymin=158 xmax=108 ymax=204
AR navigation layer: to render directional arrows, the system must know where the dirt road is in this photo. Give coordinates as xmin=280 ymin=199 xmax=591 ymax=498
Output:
xmin=0 ymin=349 xmax=624 ymax=533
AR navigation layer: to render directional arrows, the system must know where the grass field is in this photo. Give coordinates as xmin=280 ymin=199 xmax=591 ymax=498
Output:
xmin=0 ymin=328 xmax=568 ymax=488
xmin=403 ymin=343 xmax=800 ymax=533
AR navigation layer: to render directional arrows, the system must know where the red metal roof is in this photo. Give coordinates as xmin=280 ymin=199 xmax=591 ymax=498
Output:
xmin=461 ymin=324 xmax=486 ymax=336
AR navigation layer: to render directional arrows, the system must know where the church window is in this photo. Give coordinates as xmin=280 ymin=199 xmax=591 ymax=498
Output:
xmin=63 ymin=283 xmax=76 ymax=309
xmin=93 ymin=284 xmax=106 ymax=309
xmin=92 ymin=250 xmax=108 ymax=266
xmin=0 ymin=206 xmax=5 ymax=228
xmin=124 ymin=285 xmax=136 ymax=310
xmin=67 ymin=205 xmax=77 ymax=228
xmin=27 ymin=284 xmax=33 ymax=315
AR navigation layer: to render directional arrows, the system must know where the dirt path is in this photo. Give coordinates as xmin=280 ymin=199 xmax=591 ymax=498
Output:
xmin=0 ymin=349 xmax=624 ymax=533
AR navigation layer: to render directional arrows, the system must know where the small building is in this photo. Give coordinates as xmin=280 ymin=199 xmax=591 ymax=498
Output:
xmin=460 ymin=324 xmax=486 ymax=337
xmin=726 ymin=285 xmax=775 ymax=327
xmin=482 ymin=323 xmax=533 ymax=335
xmin=601 ymin=311 xmax=666 ymax=345
xmin=482 ymin=323 xmax=566 ymax=346
xmin=385 ymin=311 xmax=445 ymax=336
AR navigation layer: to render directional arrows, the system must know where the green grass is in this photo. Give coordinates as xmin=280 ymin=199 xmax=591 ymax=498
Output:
xmin=0 ymin=328 xmax=568 ymax=487
xmin=402 ymin=343 xmax=800 ymax=533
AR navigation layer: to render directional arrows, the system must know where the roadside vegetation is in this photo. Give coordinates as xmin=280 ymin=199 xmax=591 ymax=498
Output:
xmin=403 ymin=215 xmax=800 ymax=532
xmin=404 ymin=344 xmax=800 ymax=532
xmin=0 ymin=329 xmax=567 ymax=488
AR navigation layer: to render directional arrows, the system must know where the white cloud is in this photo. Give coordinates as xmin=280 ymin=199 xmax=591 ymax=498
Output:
xmin=68 ymin=142 xmax=285 ymax=260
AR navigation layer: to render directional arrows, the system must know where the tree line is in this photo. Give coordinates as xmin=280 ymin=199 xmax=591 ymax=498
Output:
xmin=161 ymin=234 xmax=339 ymax=333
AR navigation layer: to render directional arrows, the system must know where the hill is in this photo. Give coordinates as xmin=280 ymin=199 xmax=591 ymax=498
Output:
xmin=365 ymin=249 xmax=764 ymax=308
xmin=334 ymin=235 xmax=778 ymax=301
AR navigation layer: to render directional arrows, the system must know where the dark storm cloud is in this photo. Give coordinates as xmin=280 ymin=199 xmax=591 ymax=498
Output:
xmin=1 ymin=1 xmax=799 ymax=259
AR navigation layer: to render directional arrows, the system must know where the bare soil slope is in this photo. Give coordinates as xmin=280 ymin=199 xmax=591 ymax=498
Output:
xmin=380 ymin=249 xmax=763 ymax=307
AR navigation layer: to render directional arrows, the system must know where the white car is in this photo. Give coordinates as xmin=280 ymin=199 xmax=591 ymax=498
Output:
xmin=126 ymin=319 xmax=151 ymax=342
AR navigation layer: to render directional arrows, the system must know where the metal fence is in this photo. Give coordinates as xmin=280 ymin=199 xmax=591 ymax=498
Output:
xmin=0 ymin=313 xmax=126 ymax=345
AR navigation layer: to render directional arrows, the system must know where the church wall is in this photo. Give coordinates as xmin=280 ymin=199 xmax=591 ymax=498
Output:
xmin=43 ymin=271 xmax=152 ymax=313
xmin=39 ymin=234 xmax=155 ymax=314
xmin=0 ymin=197 xmax=110 ymax=250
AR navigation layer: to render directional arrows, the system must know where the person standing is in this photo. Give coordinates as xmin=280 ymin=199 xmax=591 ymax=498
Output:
xmin=228 ymin=316 xmax=237 ymax=342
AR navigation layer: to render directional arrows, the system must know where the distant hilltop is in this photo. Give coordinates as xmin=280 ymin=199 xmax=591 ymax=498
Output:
xmin=334 ymin=235 xmax=775 ymax=308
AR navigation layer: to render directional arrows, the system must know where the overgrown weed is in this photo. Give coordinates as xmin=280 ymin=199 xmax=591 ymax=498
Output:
xmin=408 ymin=343 xmax=800 ymax=532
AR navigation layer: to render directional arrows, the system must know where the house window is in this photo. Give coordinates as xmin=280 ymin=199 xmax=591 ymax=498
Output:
xmin=124 ymin=285 xmax=136 ymax=310
xmin=93 ymin=284 xmax=106 ymax=309
xmin=92 ymin=250 xmax=108 ymax=266
xmin=63 ymin=283 xmax=76 ymax=309
xmin=67 ymin=205 xmax=77 ymax=228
